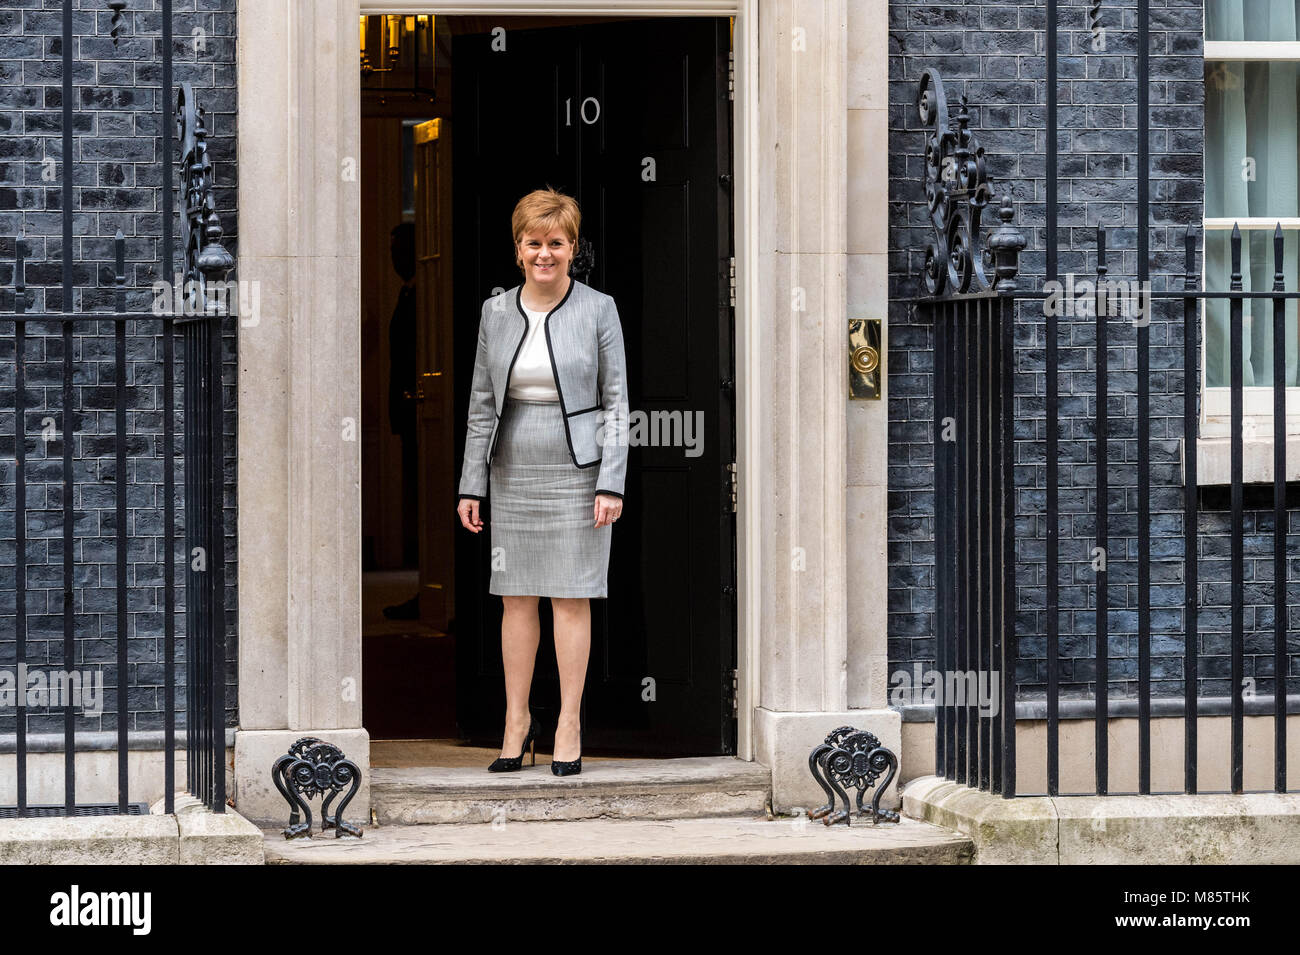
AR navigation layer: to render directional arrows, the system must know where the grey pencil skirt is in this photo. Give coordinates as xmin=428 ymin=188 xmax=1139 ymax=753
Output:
xmin=488 ymin=396 xmax=611 ymax=598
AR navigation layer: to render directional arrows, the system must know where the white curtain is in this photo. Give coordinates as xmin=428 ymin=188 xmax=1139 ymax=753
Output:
xmin=1204 ymin=0 xmax=1300 ymax=387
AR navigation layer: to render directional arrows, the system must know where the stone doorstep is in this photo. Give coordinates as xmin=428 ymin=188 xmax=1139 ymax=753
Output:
xmin=370 ymin=756 xmax=774 ymax=825
xmin=262 ymin=814 xmax=974 ymax=864
xmin=0 ymin=797 xmax=265 ymax=865
xmin=903 ymin=774 xmax=1300 ymax=865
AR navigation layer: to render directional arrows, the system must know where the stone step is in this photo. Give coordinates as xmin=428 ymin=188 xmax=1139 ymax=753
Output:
xmin=263 ymin=814 xmax=973 ymax=865
xmin=368 ymin=756 xmax=772 ymax=825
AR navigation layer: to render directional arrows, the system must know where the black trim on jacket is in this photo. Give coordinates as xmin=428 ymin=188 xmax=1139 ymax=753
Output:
xmin=465 ymin=279 xmax=628 ymax=503
xmin=493 ymin=280 xmax=579 ymax=463
xmin=533 ymin=281 xmax=602 ymax=470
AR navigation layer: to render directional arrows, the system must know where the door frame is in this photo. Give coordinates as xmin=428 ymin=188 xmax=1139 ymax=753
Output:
xmin=362 ymin=0 xmax=758 ymax=757
xmin=234 ymin=0 xmax=761 ymax=765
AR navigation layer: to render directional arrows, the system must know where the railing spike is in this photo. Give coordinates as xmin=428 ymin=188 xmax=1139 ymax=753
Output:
xmin=1274 ymin=223 xmax=1285 ymax=292
xmin=1095 ymin=225 xmax=1108 ymax=318
xmin=1230 ymin=222 xmax=1242 ymax=292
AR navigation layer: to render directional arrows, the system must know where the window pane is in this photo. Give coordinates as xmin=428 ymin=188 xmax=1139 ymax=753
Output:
xmin=1205 ymin=60 xmax=1300 ymax=219
xmin=1206 ymin=0 xmax=1300 ymax=41
xmin=1204 ymin=229 xmax=1300 ymax=387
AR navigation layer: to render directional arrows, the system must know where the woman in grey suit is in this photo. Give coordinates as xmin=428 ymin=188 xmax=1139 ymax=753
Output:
xmin=455 ymin=187 xmax=629 ymax=777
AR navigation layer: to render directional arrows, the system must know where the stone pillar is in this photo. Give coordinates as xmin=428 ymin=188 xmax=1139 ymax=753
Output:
xmin=845 ymin=0 xmax=892 ymax=717
xmin=752 ymin=0 xmax=899 ymax=812
xmin=232 ymin=0 xmax=368 ymax=824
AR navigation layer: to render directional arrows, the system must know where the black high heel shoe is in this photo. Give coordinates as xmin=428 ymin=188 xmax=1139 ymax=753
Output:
xmin=551 ymin=723 xmax=582 ymax=777
xmin=488 ymin=715 xmax=538 ymax=772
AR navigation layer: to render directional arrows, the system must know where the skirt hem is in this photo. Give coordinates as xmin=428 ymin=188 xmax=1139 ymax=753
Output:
xmin=489 ymin=588 xmax=607 ymax=598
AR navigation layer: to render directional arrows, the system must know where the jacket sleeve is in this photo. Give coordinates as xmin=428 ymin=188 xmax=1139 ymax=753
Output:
xmin=457 ymin=299 xmax=494 ymax=501
xmin=594 ymin=294 xmax=630 ymax=499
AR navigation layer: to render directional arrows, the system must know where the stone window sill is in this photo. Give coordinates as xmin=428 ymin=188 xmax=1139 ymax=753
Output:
xmin=1183 ymin=436 xmax=1300 ymax=486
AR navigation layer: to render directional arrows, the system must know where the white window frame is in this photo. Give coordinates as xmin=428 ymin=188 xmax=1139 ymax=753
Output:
xmin=1197 ymin=41 xmax=1300 ymax=480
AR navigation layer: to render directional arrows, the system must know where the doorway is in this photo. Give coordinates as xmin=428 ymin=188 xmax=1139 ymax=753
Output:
xmin=360 ymin=13 xmax=738 ymax=761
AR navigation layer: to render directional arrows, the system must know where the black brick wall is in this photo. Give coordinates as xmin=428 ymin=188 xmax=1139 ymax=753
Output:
xmin=887 ymin=0 xmax=1299 ymax=702
xmin=0 ymin=0 xmax=237 ymax=738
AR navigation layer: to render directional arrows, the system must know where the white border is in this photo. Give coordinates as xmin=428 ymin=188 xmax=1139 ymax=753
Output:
xmin=1205 ymin=40 xmax=1300 ymax=61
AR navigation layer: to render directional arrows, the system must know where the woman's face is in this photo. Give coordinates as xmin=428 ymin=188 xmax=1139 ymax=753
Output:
xmin=517 ymin=228 xmax=573 ymax=288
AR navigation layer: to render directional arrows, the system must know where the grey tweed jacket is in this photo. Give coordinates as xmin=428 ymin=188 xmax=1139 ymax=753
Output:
xmin=457 ymin=278 xmax=630 ymax=502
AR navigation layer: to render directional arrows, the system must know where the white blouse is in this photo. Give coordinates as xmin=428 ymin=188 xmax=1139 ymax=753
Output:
xmin=506 ymin=304 xmax=560 ymax=401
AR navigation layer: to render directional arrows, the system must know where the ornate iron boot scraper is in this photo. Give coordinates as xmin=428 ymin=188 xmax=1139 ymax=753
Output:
xmin=272 ymin=737 xmax=363 ymax=838
xmin=807 ymin=726 xmax=899 ymax=825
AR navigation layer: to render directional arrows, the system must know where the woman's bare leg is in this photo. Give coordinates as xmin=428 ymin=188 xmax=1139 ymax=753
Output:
xmin=499 ymin=594 xmax=541 ymax=758
xmin=550 ymin=596 xmax=590 ymax=762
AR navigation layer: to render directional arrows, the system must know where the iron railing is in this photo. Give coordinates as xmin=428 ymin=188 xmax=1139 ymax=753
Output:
xmin=915 ymin=51 xmax=1299 ymax=797
xmin=3 ymin=1 xmax=230 ymax=815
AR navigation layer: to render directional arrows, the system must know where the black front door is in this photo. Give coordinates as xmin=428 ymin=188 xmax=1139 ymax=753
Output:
xmin=452 ymin=17 xmax=735 ymax=756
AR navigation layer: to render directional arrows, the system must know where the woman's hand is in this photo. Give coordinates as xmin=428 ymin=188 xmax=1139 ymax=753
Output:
xmin=594 ymin=493 xmax=622 ymax=528
xmin=457 ymin=498 xmax=483 ymax=533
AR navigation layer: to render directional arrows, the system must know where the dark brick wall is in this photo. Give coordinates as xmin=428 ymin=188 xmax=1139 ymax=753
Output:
xmin=0 ymin=0 xmax=237 ymax=738
xmin=886 ymin=0 xmax=1300 ymax=702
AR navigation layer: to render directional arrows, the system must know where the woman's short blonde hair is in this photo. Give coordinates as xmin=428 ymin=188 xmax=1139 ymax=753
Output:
xmin=512 ymin=187 xmax=581 ymax=272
